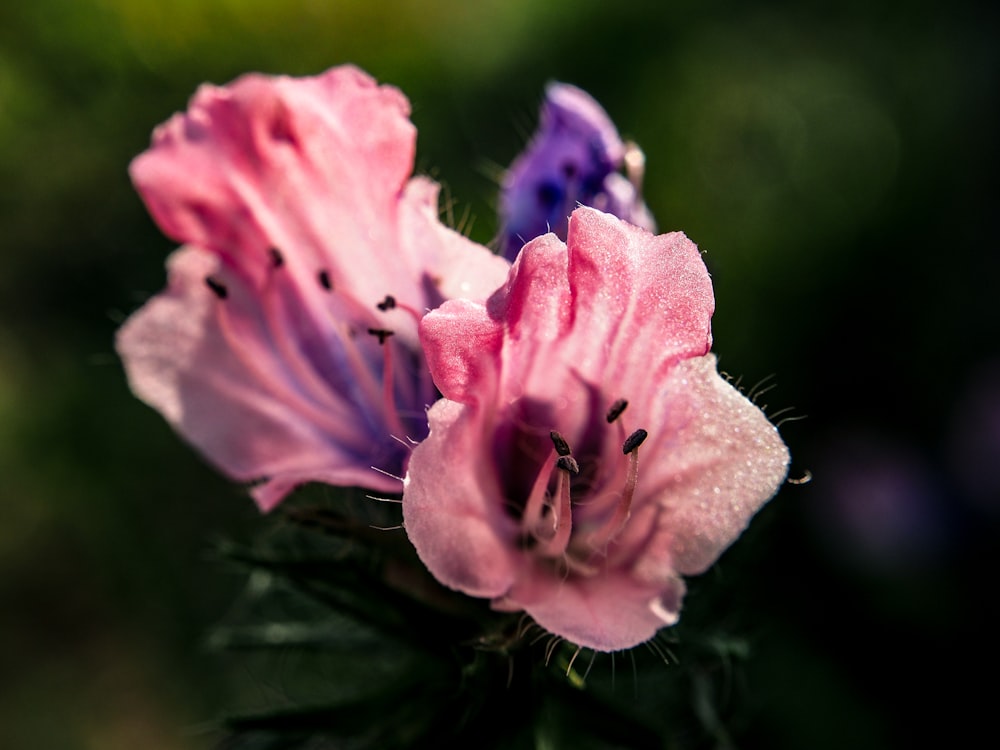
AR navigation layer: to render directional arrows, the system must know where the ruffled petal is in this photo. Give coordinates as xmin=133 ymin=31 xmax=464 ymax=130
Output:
xmin=120 ymin=66 xmax=511 ymax=510
xmin=131 ymin=65 xmax=507 ymax=317
xmin=402 ymin=399 xmax=521 ymax=597
xmin=419 ymin=299 xmax=504 ymax=407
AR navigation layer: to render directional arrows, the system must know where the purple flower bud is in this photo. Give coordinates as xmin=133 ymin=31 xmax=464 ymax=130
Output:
xmin=498 ymin=83 xmax=656 ymax=260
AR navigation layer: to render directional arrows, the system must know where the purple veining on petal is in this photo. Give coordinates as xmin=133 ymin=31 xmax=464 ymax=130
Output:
xmin=116 ymin=66 xmax=510 ymax=511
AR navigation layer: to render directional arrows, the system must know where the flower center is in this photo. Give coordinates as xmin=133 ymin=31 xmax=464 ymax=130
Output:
xmin=517 ymin=399 xmax=648 ymax=571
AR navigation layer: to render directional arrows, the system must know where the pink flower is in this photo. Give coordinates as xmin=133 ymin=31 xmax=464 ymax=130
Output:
xmin=116 ymin=66 xmax=509 ymax=511
xmin=402 ymin=207 xmax=789 ymax=651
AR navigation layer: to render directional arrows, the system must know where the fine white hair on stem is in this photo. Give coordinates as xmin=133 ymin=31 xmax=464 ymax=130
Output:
xmin=565 ymin=645 xmax=583 ymax=677
xmin=544 ymin=635 xmax=564 ymax=666
xmin=581 ymin=650 xmax=598 ymax=683
xmin=370 ymin=465 xmax=405 ymax=483
xmin=365 ymin=494 xmax=402 ymax=504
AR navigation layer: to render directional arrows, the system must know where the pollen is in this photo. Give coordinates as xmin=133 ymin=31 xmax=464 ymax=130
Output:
xmin=204 ymin=276 xmax=228 ymax=299
xmin=606 ymin=398 xmax=628 ymax=423
xmin=549 ymin=430 xmax=572 ymax=456
xmin=623 ymin=428 xmax=648 ymax=455
xmin=367 ymin=328 xmax=394 ymax=345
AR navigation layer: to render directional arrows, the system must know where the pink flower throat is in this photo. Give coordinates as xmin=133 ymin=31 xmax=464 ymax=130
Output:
xmin=512 ymin=397 xmax=647 ymax=574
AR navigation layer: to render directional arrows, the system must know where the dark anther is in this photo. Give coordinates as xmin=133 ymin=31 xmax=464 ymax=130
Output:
xmin=204 ymin=276 xmax=228 ymax=299
xmin=549 ymin=430 xmax=571 ymax=456
xmin=367 ymin=328 xmax=394 ymax=345
xmin=606 ymin=398 xmax=629 ymax=423
xmin=318 ymin=270 xmax=333 ymax=291
xmin=377 ymin=295 xmax=397 ymax=311
xmin=622 ymin=428 xmax=649 ymax=455
xmin=556 ymin=455 xmax=580 ymax=474
xmin=269 ymin=248 xmax=284 ymax=268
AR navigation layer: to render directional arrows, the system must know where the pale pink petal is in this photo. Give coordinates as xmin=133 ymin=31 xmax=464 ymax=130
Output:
xmin=405 ymin=206 xmax=788 ymax=651
xmin=560 ymin=208 xmax=714 ymax=391
xmin=630 ymin=354 xmax=791 ymax=578
xmin=131 ymin=67 xmax=412 ymax=295
xmin=117 ymin=248 xmax=405 ymax=512
xmin=402 ymin=399 xmax=521 ymax=597
xmin=497 ymin=564 xmax=686 ymax=652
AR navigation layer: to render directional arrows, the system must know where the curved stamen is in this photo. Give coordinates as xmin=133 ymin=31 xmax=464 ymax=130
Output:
xmin=606 ymin=398 xmax=628 ymax=423
xmin=522 ymin=450 xmax=557 ymax=534
xmin=376 ymin=294 xmax=423 ymax=325
xmin=623 ymin=141 xmax=646 ymax=202
xmin=550 ymin=430 xmax=572 ymax=456
xmin=586 ymin=428 xmax=647 ymax=549
xmin=536 ymin=459 xmax=575 ymax=558
xmin=260 ymin=275 xmax=384 ymax=422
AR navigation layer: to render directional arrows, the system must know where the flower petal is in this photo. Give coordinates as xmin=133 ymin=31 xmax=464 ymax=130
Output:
xmin=497 ymin=564 xmax=686 ymax=652
xmin=406 ymin=206 xmax=788 ymax=650
xmin=116 ymin=247 xmax=407 ymax=512
xmin=120 ymin=66 xmax=511 ymax=511
xmin=498 ymin=82 xmax=655 ymax=259
xmin=630 ymin=354 xmax=791 ymax=578
xmin=402 ymin=399 xmax=521 ymax=597
xmin=131 ymin=65 xmax=507 ymax=318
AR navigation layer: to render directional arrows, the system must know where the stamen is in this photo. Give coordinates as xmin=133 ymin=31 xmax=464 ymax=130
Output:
xmin=606 ymin=399 xmax=628 ymax=423
xmin=269 ymin=248 xmax=284 ymax=268
xmin=536 ymin=464 xmax=573 ymax=558
xmin=587 ymin=428 xmax=648 ymax=549
xmin=549 ymin=430 xmax=572 ymax=456
xmin=318 ymin=270 xmax=333 ymax=291
xmin=204 ymin=276 xmax=228 ymax=299
xmin=622 ymin=428 xmax=648 ymax=455
xmin=522 ymin=451 xmax=557 ymax=533
xmin=367 ymin=328 xmax=394 ymax=345
xmin=375 ymin=293 xmax=423 ymax=324
xmin=624 ymin=140 xmax=646 ymax=199
xmin=556 ymin=455 xmax=580 ymax=474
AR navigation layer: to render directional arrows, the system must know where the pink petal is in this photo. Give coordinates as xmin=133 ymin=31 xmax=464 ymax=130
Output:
xmin=116 ymin=248 xmax=406 ymax=511
xmin=630 ymin=354 xmax=791 ymax=578
xmin=405 ymin=206 xmax=788 ymax=650
xmin=402 ymin=399 xmax=521 ymax=597
xmin=130 ymin=65 xmax=507 ymax=320
xmin=497 ymin=564 xmax=686 ymax=652
xmin=560 ymin=207 xmax=715 ymax=391
xmin=130 ymin=66 xmax=413 ymax=295
xmin=120 ymin=66 xmax=511 ymax=511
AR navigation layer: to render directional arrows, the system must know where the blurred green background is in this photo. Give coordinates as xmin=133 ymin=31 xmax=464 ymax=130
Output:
xmin=1 ymin=0 xmax=996 ymax=747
